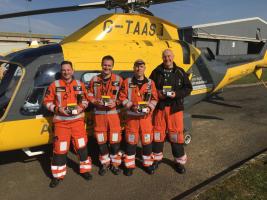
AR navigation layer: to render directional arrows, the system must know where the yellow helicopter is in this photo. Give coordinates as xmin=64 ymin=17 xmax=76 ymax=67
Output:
xmin=0 ymin=0 xmax=267 ymax=156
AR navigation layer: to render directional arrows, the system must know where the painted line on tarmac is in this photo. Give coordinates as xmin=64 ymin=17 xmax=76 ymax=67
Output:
xmin=171 ymin=147 xmax=267 ymax=200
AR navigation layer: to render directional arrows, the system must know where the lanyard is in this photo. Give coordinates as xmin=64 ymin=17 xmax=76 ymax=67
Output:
xmin=100 ymin=75 xmax=112 ymax=96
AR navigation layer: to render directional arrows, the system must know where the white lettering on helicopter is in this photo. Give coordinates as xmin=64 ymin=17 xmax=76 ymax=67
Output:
xmin=103 ymin=20 xmax=161 ymax=36
xmin=191 ymin=76 xmax=213 ymax=90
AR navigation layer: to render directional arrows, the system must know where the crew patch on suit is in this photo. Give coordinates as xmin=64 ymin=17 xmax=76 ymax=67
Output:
xmin=56 ymin=87 xmax=66 ymax=92
xmin=112 ymin=133 xmax=119 ymax=142
xmin=60 ymin=141 xmax=68 ymax=151
xmin=112 ymin=81 xmax=119 ymax=86
xmin=129 ymin=83 xmax=137 ymax=88
xmin=154 ymin=132 xmax=161 ymax=141
xmin=144 ymin=134 xmax=151 ymax=143
xmin=170 ymin=134 xmax=178 ymax=143
xmin=73 ymin=86 xmax=82 ymax=91
xmin=128 ymin=134 xmax=135 ymax=143
xmin=97 ymin=133 xmax=105 ymax=143
xmin=78 ymin=138 xmax=85 ymax=148
xmin=93 ymin=82 xmax=101 ymax=87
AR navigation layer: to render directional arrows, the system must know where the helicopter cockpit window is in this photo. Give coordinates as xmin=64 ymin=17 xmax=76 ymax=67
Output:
xmin=81 ymin=70 xmax=134 ymax=87
xmin=21 ymin=63 xmax=60 ymax=116
xmin=0 ymin=62 xmax=23 ymax=119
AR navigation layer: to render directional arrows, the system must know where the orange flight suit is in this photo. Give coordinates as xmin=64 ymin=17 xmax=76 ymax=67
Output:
xmin=119 ymin=77 xmax=158 ymax=168
xmin=87 ymin=73 xmax=123 ymax=167
xmin=44 ymin=79 xmax=92 ymax=179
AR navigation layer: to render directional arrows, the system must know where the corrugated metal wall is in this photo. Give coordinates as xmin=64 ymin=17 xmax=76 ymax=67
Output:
xmin=195 ymin=39 xmax=217 ymax=55
xmin=218 ymin=40 xmax=248 ymax=55
xmin=0 ymin=42 xmax=28 ymax=55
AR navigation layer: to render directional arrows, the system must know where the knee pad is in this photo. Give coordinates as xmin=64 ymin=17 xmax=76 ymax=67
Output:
xmin=171 ymin=143 xmax=185 ymax=158
xmin=95 ymin=132 xmax=107 ymax=144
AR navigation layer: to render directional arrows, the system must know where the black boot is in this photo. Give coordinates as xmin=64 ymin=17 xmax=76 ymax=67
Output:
xmin=49 ymin=178 xmax=61 ymax=188
xmin=110 ymin=165 xmax=121 ymax=175
xmin=151 ymin=161 xmax=161 ymax=170
xmin=145 ymin=165 xmax=155 ymax=175
xmin=124 ymin=168 xmax=133 ymax=176
xmin=175 ymin=163 xmax=186 ymax=174
xmin=81 ymin=172 xmax=93 ymax=180
xmin=99 ymin=165 xmax=109 ymax=176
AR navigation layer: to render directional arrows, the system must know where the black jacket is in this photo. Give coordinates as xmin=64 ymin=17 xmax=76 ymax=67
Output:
xmin=149 ymin=62 xmax=192 ymax=113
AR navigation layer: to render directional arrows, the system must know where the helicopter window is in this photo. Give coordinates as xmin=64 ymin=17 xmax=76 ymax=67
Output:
xmin=20 ymin=87 xmax=46 ymax=116
xmin=0 ymin=63 xmax=22 ymax=119
xmin=34 ymin=63 xmax=61 ymax=87
xmin=81 ymin=70 xmax=134 ymax=86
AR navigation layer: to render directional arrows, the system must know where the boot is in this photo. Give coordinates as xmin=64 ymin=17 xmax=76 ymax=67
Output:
xmin=99 ymin=165 xmax=109 ymax=176
xmin=145 ymin=165 xmax=155 ymax=175
xmin=110 ymin=165 xmax=121 ymax=175
xmin=151 ymin=161 xmax=161 ymax=170
xmin=81 ymin=172 xmax=93 ymax=180
xmin=49 ymin=178 xmax=61 ymax=188
xmin=124 ymin=168 xmax=133 ymax=176
xmin=175 ymin=163 xmax=186 ymax=174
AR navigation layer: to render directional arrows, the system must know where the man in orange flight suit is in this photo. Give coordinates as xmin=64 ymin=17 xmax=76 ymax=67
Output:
xmin=119 ymin=59 xmax=158 ymax=176
xmin=44 ymin=61 xmax=92 ymax=188
xmin=150 ymin=49 xmax=192 ymax=174
xmin=87 ymin=55 xmax=123 ymax=175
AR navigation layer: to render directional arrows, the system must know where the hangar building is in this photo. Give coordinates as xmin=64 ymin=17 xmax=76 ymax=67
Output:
xmin=179 ymin=17 xmax=267 ymax=56
xmin=0 ymin=32 xmax=64 ymax=55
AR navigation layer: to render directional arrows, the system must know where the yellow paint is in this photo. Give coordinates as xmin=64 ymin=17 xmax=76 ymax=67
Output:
xmin=0 ymin=118 xmax=52 ymax=151
xmin=213 ymin=59 xmax=267 ymax=92
xmin=191 ymin=88 xmax=212 ymax=95
xmin=254 ymin=68 xmax=263 ymax=80
xmin=61 ymin=14 xmax=193 ymax=77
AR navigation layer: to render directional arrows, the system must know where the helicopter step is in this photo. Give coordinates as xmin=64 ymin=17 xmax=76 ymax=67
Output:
xmin=22 ymin=148 xmax=44 ymax=157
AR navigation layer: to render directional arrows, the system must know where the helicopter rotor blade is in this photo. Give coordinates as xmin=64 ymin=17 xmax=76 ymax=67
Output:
xmin=0 ymin=0 xmax=185 ymax=20
xmin=0 ymin=1 xmax=106 ymax=20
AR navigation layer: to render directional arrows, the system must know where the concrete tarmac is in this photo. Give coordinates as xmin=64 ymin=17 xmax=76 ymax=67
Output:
xmin=0 ymin=86 xmax=267 ymax=200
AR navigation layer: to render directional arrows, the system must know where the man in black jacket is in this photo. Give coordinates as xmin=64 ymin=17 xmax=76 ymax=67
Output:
xmin=150 ymin=49 xmax=192 ymax=173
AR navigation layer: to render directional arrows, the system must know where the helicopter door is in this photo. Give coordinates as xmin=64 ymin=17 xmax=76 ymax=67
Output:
xmin=0 ymin=61 xmax=23 ymax=120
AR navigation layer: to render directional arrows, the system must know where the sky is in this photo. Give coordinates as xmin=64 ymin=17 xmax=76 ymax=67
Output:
xmin=0 ymin=0 xmax=267 ymax=36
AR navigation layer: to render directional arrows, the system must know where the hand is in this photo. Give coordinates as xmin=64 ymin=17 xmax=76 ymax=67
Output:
xmin=169 ymin=91 xmax=176 ymax=99
xmin=76 ymin=106 xmax=83 ymax=115
xmin=106 ymin=100 xmax=116 ymax=109
xmin=94 ymin=99 xmax=104 ymax=107
xmin=158 ymin=91 xmax=166 ymax=100
xmin=58 ymin=107 xmax=70 ymax=116
xmin=131 ymin=105 xmax=139 ymax=113
xmin=145 ymin=106 xmax=152 ymax=114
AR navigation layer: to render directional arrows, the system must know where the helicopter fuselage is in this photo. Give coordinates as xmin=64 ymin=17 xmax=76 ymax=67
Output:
xmin=0 ymin=13 xmax=267 ymax=152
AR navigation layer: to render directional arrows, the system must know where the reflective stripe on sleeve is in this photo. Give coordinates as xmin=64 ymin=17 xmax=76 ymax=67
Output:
xmin=55 ymin=80 xmax=62 ymax=107
xmin=54 ymin=113 xmax=84 ymax=121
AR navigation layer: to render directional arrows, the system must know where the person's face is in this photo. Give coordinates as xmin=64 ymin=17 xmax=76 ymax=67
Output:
xmin=162 ymin=50 xmax=174 ymax=68
xmin=133 ymin=64 xmax=146 ymax=77
xmin=101 ymin=59 xmax=114 ymax=76
xmin=61 ymin=64 xmax=74 ymax=81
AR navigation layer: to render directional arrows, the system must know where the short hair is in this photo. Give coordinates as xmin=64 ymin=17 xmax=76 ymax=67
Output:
xmin=60 ymin=60 xmax=73 ymax=69
xmin=101 ymin=55 xmax=114 ymax=65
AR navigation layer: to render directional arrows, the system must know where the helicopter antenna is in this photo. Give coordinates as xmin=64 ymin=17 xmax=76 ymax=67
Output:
xmin=26 ymin=0 xmax=32 ymax=44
